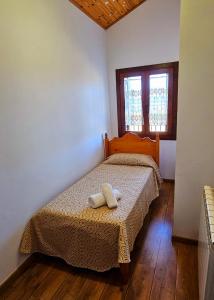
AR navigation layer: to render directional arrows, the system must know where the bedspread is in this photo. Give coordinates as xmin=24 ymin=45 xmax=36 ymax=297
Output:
xmin=20 ymin=163 xmax=159 ymax=271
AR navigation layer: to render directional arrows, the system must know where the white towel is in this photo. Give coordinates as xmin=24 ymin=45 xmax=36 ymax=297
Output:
xmin=88 ymin=189 xmax=122 ymax=209
xmin=102 ymin=183 xmax=118 ymax=209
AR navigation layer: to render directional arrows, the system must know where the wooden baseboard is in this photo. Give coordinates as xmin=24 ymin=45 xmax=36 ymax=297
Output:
xmin=163 ymin=179 xmax=175 ymax=183
xmin=0 ymin=254 xmax=36 ymax=293
xmin=172 ymin=235 xmax=198 ymax=246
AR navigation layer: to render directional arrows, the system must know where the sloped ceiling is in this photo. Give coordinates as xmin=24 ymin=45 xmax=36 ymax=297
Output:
xmin=69 ymin=0 xmax=146 ymax=29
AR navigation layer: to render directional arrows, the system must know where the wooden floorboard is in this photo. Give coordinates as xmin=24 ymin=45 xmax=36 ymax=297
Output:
xmin=0 ymin=182 xmax=199 ymax=300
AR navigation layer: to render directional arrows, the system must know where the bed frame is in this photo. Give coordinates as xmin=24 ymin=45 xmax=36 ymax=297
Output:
xmin=104 ymin=132 xmax=160 ymax=166
xmin=104 ymin=132 xmax=160 ymax=284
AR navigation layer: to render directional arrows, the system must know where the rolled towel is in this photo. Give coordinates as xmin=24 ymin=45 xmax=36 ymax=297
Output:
xmin=102 ymin=183 xmax=118 ymax=209
xmin=88 ymin=189 xmax=122 ymax=209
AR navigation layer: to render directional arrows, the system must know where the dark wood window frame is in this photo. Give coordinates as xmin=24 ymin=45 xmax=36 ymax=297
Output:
xmin=116 ymin=62 xmax=179 ymax=140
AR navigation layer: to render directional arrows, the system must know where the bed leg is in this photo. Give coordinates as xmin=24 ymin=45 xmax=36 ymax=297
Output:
xmin=120 ymin=263 xmax=130 ymax=285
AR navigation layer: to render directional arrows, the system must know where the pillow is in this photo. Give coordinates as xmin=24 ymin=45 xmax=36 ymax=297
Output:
xmin=104 ymin=153 xmax=154 ymax=167
xmin=104 ymin=153 xmax=162 ymax=187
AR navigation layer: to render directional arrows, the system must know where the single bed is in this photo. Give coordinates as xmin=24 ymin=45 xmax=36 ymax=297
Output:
xmin=20 ymin=133 xmax=161 ymax=283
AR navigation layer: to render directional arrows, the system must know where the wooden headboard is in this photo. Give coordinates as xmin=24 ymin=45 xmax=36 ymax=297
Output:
xmin=104 ymin=132 xmax=160 ymax=166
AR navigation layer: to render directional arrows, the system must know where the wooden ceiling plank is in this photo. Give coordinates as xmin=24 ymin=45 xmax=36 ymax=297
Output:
xmin=81 ymin=0 xmax=112 ymax=28
xmin=96 ymin=0 xmax=116 ymax=19
xmin=108 ymin=0 xmax=123 ymax=18
xmin=78 ymin=0 xmax=113 ymax=28
xmin=99 ymin=0 xmax=120 ymax=22
xmin=119 ymin=0 xmax=133 ymax=11
xmin=112 ymin=0 xmax=127 ymax=15
xmin=106 ymin=0 xmax=147 ymax=29
xmin=68 ymin=0 xmax=147 ymax=30
xmin=79 ymin=0 xmax=114 ymax=28
xmin=69 ymin=0 xmax=106 ymax=28
xmin=94 ymin=0 xmax=118 ymax=27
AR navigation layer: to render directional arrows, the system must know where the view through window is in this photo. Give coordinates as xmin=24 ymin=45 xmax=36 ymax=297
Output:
xmin=116 ymin=62 xmax=178 ymax=140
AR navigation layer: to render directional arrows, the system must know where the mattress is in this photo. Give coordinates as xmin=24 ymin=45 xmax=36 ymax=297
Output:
xmin=20 ymin=163 xmax=159 ymax=271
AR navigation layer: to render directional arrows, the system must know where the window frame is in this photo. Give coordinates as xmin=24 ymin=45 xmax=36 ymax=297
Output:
xmin=116 ymin=62 xmax=179 ymax=140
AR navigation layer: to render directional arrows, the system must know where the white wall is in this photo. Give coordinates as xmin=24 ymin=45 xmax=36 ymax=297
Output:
xmin=174 ymin=0 xmax=214 ymax=239
xmin=0 ymin=0 xmax=110 ymax=284
xmin=106 ymin=0 xmax=180 ymax=179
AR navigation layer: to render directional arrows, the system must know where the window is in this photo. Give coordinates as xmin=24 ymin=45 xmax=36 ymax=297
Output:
xmin=116 ymin=62 xmax=178 ymax=140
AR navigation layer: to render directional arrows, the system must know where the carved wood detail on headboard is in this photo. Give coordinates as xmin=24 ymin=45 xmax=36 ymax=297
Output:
xmin=104 ymin=132 xmax=160 ymax=166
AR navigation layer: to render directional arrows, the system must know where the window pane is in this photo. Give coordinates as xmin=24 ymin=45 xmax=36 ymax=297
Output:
xmin=124 ymin=76 xmax=143 ymax=132
xmin=149 ymin=73 xmax=168 ymax=132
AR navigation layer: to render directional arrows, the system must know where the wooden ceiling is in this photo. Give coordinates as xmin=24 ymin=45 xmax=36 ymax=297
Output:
xmin=69 ymin=0 xmax=146 ymax=29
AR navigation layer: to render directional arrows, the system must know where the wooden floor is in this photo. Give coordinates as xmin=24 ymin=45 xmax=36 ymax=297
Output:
xmin=0 ymin=182 xmax=198 ymax=300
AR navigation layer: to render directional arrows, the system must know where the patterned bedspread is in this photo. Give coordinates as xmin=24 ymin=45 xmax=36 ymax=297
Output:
xmin=20 ymin=163 xmax=159 ymax=271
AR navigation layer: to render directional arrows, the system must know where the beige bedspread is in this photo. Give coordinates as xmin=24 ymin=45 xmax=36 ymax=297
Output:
xmin=20 ymin=163 xmax=159 ymax=271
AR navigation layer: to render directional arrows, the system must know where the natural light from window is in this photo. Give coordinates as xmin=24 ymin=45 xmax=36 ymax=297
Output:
xmin=149 ymin=73 xmax=168 ymax=132
xmin=124 ymin=76 xmax=143 ymax=132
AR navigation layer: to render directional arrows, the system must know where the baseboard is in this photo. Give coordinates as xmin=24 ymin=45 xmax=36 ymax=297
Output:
xmin=172 ymin=235 xmax=198 ymax=246
xmin=0 ymin=254 xmax=36 ymax=293
xmin=163 ymin=179 xmax=175 ymax=183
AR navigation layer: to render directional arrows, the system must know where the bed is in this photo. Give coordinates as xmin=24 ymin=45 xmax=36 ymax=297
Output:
xmin=20 ymin=133 xmax=161 ymax=283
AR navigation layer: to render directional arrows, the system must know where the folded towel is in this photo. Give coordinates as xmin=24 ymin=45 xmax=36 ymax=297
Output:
xmin=102 ymin=183 xmax=118 ymax=209
xmin=88 ymin=189 xmax=122 ymax=209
